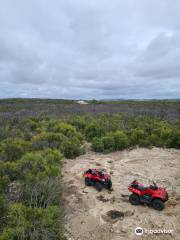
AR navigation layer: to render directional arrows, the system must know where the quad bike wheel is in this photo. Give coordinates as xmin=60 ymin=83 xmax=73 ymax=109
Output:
xmin=95 ymin=182 xmax=103 ymax=191
xmin=107 ymin=180 xmax=112 ymax=189
xmin=85 ymin=178 xmax=92 ymax=186
xmin=129 ymin=193 xmax=140 ymax=205
xmin=151 ymin=199 xmax=164 ymax=211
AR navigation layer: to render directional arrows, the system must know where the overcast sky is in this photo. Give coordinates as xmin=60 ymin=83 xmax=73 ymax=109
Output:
xmin=0 ymin=0 xmax=180 ymax=99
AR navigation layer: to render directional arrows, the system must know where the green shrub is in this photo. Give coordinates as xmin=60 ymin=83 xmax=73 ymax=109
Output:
xmin=0 ymin=195 xmax=8 ymax=229
xmin=85 ymin=122 xmax=105 ymax=141
xmin=148 ymin=134 xmax=162 ymax=147
xmin=0 ymin=203 xmax=63 ymax=240
xmin=21 ymin=118 xmax=40 ymax=132
xmin=130 ymin=129 xmax=146 ymax=146
xmin=17 ymin=150 xmax=62 ymax=182
xmin=113 ymin=131 xmax=129 ymax=150
xmin=0 ymin=127 xmax=10 ymax=142
xmin=0 ymin=174 xmax=10 ymax=193
xmin=61 ymin=138 xmax=83 ymax=158
xmin=92 ymin=138 xmax=104 ymax=152
xmin=32 ymin=132 xmax=83 ymax=159
xmin=20 ymin=177 xmax=62 ymax=208
xmin=0 ymin=139 xmax=29 ymax=162
xmin=92 ymin=131 xmax=129 ymax=152
xmin=0 ymin=162 xmax=19 ymax=182
xmin=102 ymin=134 xmax=115 ymax=152
xmin=53 ymin=123 xmax=82 ymax=140
xmin=42 ymin=148 xmax=63 ymax=165
xmin=0 ymin=149 xmax=62 ymax=191
xmin=32 ymin=132 xmax=68 ymax=150
xmin=69 ymin=116 xmax=86 ymax=131
xmin=167 ymin=130 xmax=180 ymax=148
xmin=0 ymin=228 xmax=14 ymax=240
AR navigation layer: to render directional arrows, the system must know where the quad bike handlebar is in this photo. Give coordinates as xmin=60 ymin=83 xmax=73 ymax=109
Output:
xmin=150 ymin=181 xmax=158 ymax=190
xmin=152 ymin=181 xmax=157 ymax=187
xmin=130 ymin=180 xmax=158 ymax=190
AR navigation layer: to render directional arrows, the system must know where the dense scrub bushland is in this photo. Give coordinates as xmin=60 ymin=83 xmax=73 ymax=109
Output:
xmin=0 ymin=113 xmax=180 ymax=239
xmin=85 ymin=114 xmax=180 ymax=152
xmin=0 ymin=119 xmax=84 ymax=240
xmin=0 ymin=99 xmax=179 ymax=120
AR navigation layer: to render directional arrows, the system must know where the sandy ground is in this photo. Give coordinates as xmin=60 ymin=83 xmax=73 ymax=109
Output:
xmin=63 ymin=148 xmax=180 ymax=240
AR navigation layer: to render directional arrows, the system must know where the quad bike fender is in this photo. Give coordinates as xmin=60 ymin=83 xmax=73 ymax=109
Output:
xmin=151 ymin=193 xmax=167 ymax=202
xmin=84 ymin=173 xmax=100 ymax=180
xmin=128 ymin=187 xmax=142 ymax=196
xmin=151 ymin=188 xmax=168 ymax=202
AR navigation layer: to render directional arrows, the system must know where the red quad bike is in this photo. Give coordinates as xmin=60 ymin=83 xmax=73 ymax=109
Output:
xmin=83 ymin=169 xmax=112 ymax=191
xmin=128 ymin=180 xmax=168 ymax=211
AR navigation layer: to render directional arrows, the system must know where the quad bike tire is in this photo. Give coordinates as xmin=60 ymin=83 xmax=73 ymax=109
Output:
xmin=85 ymin=178 xmax=92 ymax=186
xmin=95 ymin=182 xmax=103 ymax=191
xmin=129 ymin=193 xmax=140 ymax=205
xmin=107 ymin=180 xmax=112 ymax=189
xmin=151 ymin=198 xmax=164 ymax=211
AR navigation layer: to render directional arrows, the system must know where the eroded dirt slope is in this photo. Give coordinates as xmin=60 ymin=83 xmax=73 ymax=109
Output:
xmin=63 ymin=148 xmax=180 ymax=240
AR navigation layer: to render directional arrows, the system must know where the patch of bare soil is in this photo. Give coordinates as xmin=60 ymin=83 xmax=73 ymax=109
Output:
xmin=63 ymin=148 xmax=180 ymax=240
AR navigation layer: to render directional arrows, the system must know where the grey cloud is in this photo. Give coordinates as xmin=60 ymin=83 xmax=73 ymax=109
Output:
xmin=0 ymin=0 xmax=180 ymax=99
xmin=133 ymin=32 xmax=180 ymax=79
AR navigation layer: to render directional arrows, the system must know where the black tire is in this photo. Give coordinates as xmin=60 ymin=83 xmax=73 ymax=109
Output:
xmin=129 ymin=193 xmax=140 ymax=205
xmin=151 ymin=199 xmax=164 ymax=211
xmin=95 ymin=182 xmax=103 ymax=191
xmin=85 ymin=178 xmax=92 ymax=186
xmin=107 ymin=180 xmax=112 ymax=189
xmin=165 ymin=193 xmax=168 ymax=201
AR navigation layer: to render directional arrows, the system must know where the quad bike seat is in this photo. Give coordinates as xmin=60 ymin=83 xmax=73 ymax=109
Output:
xmin=87 ymin=169 xmax=98 ymax=175
xmin=132 ymin=184 xmax=148 ymax=191
xmin=136 ymin=186 xmax=148 ymax=191
xmin=149 ymin=185 xmax=158 ymax=190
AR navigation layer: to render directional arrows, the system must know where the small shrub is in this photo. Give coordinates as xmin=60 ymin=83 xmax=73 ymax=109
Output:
xmin=0 ymin=162 xmax=19 ymax=182
xmin=32 ymin=132 xmax=69 ymax=150
xmin=167 ymin=130 xmax=180 ymax=148
xmin=0 ymin=174 xmax=10 ymax=193
xmin=17 ymin=150 xmax=62 ymax=182
xmin=130 ymin=129 xmax=146 ymax=146
xmin=0 ymin=194 xmax=8 ymax=231
xmin=0 ymin=139 xmax=28 ymax=162
xmin=85 ymin=122 xmax=105 ymax=141
xmin=0 ymin=203 xmax=63 ymax=240
xmin=20 ymin=177 xmax=62 ymax=208
xmin=53 ymin=123 xmax=82 ymax=140
xmin=102 ymin=135 xmax=115 ymax=152
xmin=92 ymin=138 xmax=104 ymax=152
xmin=61 ymin=138 xmax=82 ymax=158
xmin=113 ymin=131 xmax=129 ymax=150
xmin=70 ymin=116 xmax=86 ymax=131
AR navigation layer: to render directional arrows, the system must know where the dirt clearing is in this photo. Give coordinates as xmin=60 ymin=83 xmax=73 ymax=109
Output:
xmin=63 ymin=148 xmax=180 ymax=240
